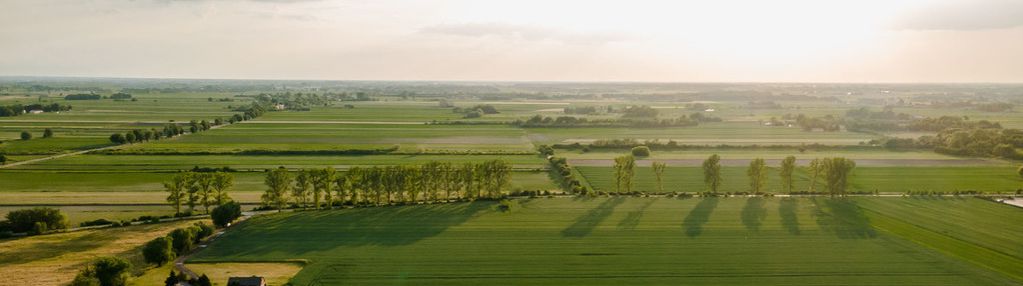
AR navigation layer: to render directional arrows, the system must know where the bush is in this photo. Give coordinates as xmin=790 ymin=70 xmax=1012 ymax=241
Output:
xmin=195 ymin=222 xmax=215 ymax=240
xmin=80 ymin=219 xmax=115 ymax=227
xmin=497 ymin=199 xmax=519 ymax=212
xmin=5 ymin=207 xmax=68 ymax=233
xmin=92 ymin=256 xmax=132 ymax=286
xmin=169 ymin=227 xmax=197 ymax=255
xmin=20 ymin=131 xmax=32 ymax=140
xmin=211 ymin=201 xmax=242 ymax=227
xmin=143 ymin=236 xmax=175 ymax=265
xmin=631 ymin=146 xmax=651 ymax=157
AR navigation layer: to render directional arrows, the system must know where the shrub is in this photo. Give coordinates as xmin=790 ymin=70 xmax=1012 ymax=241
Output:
xmin=631 ymin=146 xmax=651 ymax=157
xmin=169 ymin=227 xmax=197 ymax=255
xmin=80 ymin=219 xmax=115 ymax=227
xmin=5 ymin=207 xmax=68 ymax=233
xmin=143 ymin=236 xmax=175 ymax=266
xmin=211 ymin=201 xmax=242 ymax=227
xmin=194 ymin=222 xmax=215 ymax=240
xmin=20 ymin=131 xmax=32 ymax=140
xmin=497 ymin=199 xmax=519 ymax=212
xmin=43 ymin=128 xmax=54 ymax=138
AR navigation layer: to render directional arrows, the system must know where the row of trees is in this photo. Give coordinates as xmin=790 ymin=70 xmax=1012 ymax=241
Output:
xmin=163 ymin=171 xmax=235 ymax=215
xmin=514 ymin=114 xmax=698 ymax=128
xmin=261 ymin=160 xmax=513 ymax=210
xmin=0 ymin=102 xmax=71 ymax=117
xmin=608 ymin=155 xmax=857 ymax=196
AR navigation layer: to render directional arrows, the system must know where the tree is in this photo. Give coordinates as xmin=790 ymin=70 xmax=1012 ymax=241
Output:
xmin=292 ymin=169 xmax=312 ymax=208
xmin=92 ymin=256 xmax=132 ymax=286
xmin=807 ymin=158 xmax=822 ymax=193
xmin=69 ymin=271 xmax=101 ymax=286
xmin=5 ymin=207 xmax=68 ymax=233
xmin=43 ymin=128 xmax=54 ymax=138
xmin=263 ymin=166 xmax=292 ymax=211
xmin=164 ymin=270 xmax=179 ymax=286
xmin=109 ymin=133 xmax=126 ymax=144
xmin=142 ymin=236 xmax=175 ymax=266
xmin=20 ymin=131 xmax=31 ymax=140
xmin=211 ymin=172 xmax=234 ymax=206
xmin=703 ymin=154 xmax=722 ymax=193
xmin=124 ymin=132 xmax=135 ymax=143
xmin=312 ymin=167 xmax=335 ymax=209
xmin=779 ymin=156 xmax=796 ymax=193
xmin=652 ymin=161 xmax=667 ymax=193
xmin=747 ymin=158 xmax=767 ymax=194
xmin=169 ymin=227 xmax=196 ymax=255
xmin=0 ymin=153 xmax=7 ymax=165
xmin=196 ymin=274 xmax=213 ymax=286
xmin=613 ymin=155 xmax=636 ymax=193
xmin=194 ymin=172 xmax=215 ymax=213
xmin=631 ymin=146 xmax=651 ymax=157
xmin=164 ymin=173 xmax=188 ymax=215
xmin=211 ymin=201 xmax=242 ymax=227
xmin=821 ymin=157 xmax=856 ymax=197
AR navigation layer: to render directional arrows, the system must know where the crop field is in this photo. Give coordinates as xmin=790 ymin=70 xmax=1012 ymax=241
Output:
xmin=190 ymin=197 xmax=1023 ymax=285
xmin=576 ymin=166 xmax=1023 ymax=193
xmin=524 ymin=121 xmax=879 ymax=146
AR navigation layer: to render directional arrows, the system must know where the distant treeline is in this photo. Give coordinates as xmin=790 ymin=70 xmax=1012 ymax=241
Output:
xmin=0 ymin=103 xmax=72 ymax=117
xmin=64 ymin=93 xmax=101 ymax=100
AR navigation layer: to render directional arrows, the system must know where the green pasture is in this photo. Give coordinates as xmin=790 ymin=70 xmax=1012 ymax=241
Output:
xmin=9 ymin=154 xmax=548 ymax=171
xmin=190 ymin=197 xmax=1023 ymax=285
xmin=525 ymin=121 xmax=880 ymax=146
xmin=575 ymin=166 xmax=1023 ymax=193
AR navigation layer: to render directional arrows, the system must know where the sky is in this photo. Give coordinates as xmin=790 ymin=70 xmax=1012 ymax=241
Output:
xmin=1 ymin=0 xmax=1022 ymax=83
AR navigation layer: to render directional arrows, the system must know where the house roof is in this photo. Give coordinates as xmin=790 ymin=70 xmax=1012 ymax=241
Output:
xmin=227 ymin=276 xmax=265 ymax=286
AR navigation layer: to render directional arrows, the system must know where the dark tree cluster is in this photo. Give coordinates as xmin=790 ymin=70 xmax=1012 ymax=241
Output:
xmin=109 ymin=92 xmax=132 ymax=100
xmin=514 ymin=114 xmax=697 ymax=128
xmin=0 ymin=103 xmax=72 ymax=117
xmin=548 ymin=157 xmax=586 ymax=193
xmin=453 ymin=104 xmax=499 ymax=118
xmin=619 ymin=105 xmax=659 ymax=118
xmin=1 ymin=207 xmax=68 ymax=235
xmin=64 ymin=93 xmax=102 ymax=100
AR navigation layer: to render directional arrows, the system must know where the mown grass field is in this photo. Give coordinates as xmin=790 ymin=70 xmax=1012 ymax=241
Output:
xmin=576 ymin=166 xmax=1023 ymax=193
xmin=190 ymin=197 xmax=1023 ymax=285
xmin=0 ymin=219 xmax=207 ymax=286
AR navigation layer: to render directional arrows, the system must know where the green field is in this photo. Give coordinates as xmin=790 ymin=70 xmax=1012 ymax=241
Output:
xmin=576 ymin=166 xmax=1023 ymax=193
xmin=190 ymin=197 xmax=1023 ymax=285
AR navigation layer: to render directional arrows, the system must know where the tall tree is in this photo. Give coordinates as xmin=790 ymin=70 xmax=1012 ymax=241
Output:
xmin=702 ymin=154 xmax=722 ymax=193
xmin=613 ymin=155 xmax=636 ymax=193
xmin=263 ymin=167 xmax=292 ymax=212
xmin=807 ymin=158 xmax=822 ymax=193
xmin=184 ymin=173 xmax=199 ymax=213
xmin=314 ymin=167 xmax=336 ymax=209
xmin=779 ymin=156 xmax=796 ymax=193
xmin=194 ymin=173 xmax=215 ymax=214
xmin=822 ymin=157 xmax=856 ymax=197
xmin=747 ymin=158 xmax=767 ymax=194
xmin=652 ymin=161 xmax=667 ymax=193
xmin=164 ymin=173 xmax=188 ymax=215
xmin=292 ymin=169 xmax=312 ymax=208
xmin=211 ymin=172 xmax=233 ymax=206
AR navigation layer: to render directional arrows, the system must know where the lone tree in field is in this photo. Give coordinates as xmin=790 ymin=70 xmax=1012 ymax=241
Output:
xmin=747 ymin=158 xmax=767 ymax=194
xmin=263 ymin=166 xmax=292 ymax=211
xmin=0 ymin=153 xmax=7 ymax=165
xmin=779 ymin=156 xmax=796 ymax=193
xmin=822 ymin=157 xmax=856 ymax=197
xmin=807 ymin=158 xmax=822 ymax=193
xmin=613 ymin=155 xmax=636 ymax=193
xmin=652 ymin=161 xmax=667 ymax=193
xmin=703 ymin=154 xmax=722 ymax=193
xmin=43 ymin=128 xmax=54 ymax=138
xmin=20 ymin=131 xmax=31 ymax=140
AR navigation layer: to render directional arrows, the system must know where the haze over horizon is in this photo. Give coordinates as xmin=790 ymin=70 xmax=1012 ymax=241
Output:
xmin=2 ymin=0 xmax=1022 ymax=83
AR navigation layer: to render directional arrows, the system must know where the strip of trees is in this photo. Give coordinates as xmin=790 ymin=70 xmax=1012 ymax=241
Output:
xmin=613 ymin=155 xmax=636 ymax=193
xmin=0 ymin=103 xmax=72 ymax=117
xmin=696 ymin=155 xmax=856 ymax=196
xmin=261 ymin=160 xmax=513 ymax=210
xmin=164 ymin=171 xmax=234 ymax=215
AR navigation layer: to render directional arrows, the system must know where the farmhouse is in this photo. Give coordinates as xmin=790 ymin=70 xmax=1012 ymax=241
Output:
xmin=28 ymin=109 xmax=44 ymax=114
xmin=227 ymin=276 xmax=266 ymax=286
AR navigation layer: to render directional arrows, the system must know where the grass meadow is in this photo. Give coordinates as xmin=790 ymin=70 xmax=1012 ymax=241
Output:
xmin=190 ymin=197 xmax=1023 ymax=285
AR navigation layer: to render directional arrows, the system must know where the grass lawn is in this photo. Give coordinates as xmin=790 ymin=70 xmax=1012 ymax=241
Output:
xmin=189 ymin=197 xmax=1023 ymax=285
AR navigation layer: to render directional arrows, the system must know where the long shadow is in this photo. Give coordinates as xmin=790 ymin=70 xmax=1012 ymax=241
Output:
xmin=741 ymin=197 xmax=767 ymax=233
xmin=561 ymin=197 xmax=626 ymax=238
xmin=778 ymin=198 xmax=801 ymax=235
xmin=682 ymin=197 xmax=719 ymax=237
xmin=616 ymin=199 xmax=657 ymax=231
xmin=812 ymin=198 xmax=876 ymax=239
xmin=196 ymin=201 xmax=493 ymax=259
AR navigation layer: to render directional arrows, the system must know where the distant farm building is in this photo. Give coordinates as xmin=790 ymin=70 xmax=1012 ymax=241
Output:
xmin=227 ymin=276 xmax=266 ymax=286
xmin=28 ymin=110 xmax=44 ymax=114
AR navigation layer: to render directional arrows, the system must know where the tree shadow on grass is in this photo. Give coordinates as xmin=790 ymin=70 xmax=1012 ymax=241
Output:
xmin=0 ymin=230 xmax=117 ymax=265
xmin=812 ymin=198 xmax=876 ymax=239
xmin=561 ymin=197 xmax=626 ymax=238
xmin=682 ymin=197 xmax=719 ymax=237
xmin=741 ymin=197 xmax=767 ymax=233
xmin=778 ymin=198 xmax=801 ymax=235
xmin=616 ymin=198 xmax=657 ymax=231
xmin=199 ymin=201 xmax=493 ymax=259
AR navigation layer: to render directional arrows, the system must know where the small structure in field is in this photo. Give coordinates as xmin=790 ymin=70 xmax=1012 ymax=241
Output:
xmin=227 ymin=276 xmax=266 ymax=286
xmin=28 ymin=110 xmax=44 ymax=114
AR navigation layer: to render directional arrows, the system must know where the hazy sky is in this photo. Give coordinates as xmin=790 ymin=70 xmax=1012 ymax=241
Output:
xmin=1 ymin=0 xmax=1022 ymax=82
